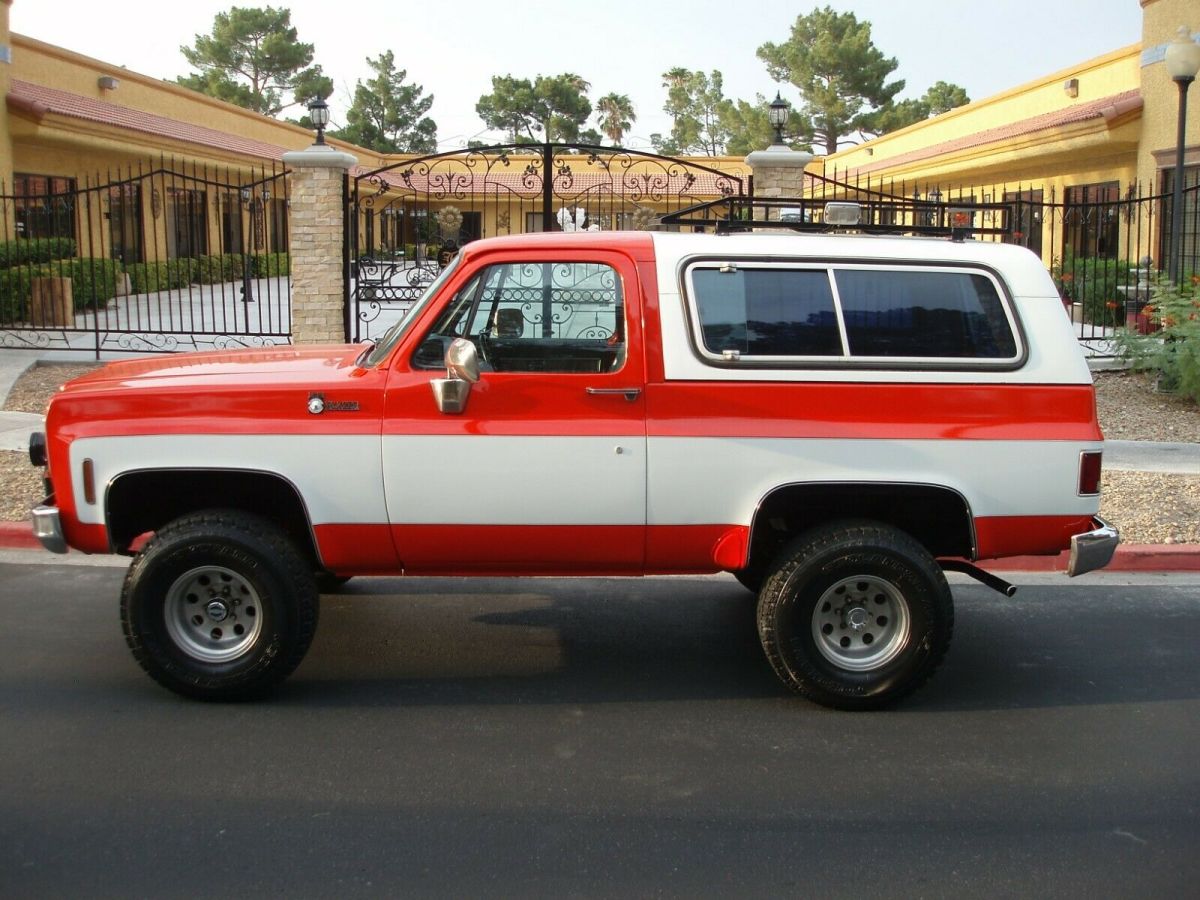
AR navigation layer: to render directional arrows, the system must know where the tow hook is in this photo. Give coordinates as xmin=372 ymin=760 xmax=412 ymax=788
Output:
xmin=939 ymin=559 xmax=1018 ymax=597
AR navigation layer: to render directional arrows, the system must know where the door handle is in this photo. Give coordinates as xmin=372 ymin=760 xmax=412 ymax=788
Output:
xmin=586 ymin=387 xmax=642 ymax=401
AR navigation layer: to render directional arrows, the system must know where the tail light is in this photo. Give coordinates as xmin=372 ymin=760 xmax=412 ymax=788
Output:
xmin=1079 ymin=450 xmax=1102 ymax=496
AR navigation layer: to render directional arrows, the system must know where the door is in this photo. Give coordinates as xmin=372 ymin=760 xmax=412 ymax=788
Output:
xmin=380 ymin=250 xmax=647 ymax=574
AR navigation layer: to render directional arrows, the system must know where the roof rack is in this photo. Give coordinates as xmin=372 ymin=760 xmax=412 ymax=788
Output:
xmin=660 ymin=196 xmax=1013 ymax=241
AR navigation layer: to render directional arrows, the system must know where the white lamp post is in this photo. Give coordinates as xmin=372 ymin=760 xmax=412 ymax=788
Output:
xmin=1165 ymin=26 xmax=1200 ymax=281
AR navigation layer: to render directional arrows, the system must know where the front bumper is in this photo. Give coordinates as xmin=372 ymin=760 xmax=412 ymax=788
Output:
xmin=31 ymin=504 xmax=67 ymax=554
xmin=1067 ymin=516 xmax=1119 ymax=577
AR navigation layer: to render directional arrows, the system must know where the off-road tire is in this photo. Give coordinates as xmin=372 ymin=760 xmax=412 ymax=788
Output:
xmin=756 ymin=520 xmax=953 ymax=710
xmin=121 ymin=510 xmax=319 ymax=700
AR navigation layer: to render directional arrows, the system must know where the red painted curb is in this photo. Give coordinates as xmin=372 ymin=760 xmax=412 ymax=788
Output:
xmin=982 ymin=544 xmax=1200 ymax=573
xmin=1 ymin=518 xmax=1198 ymax=571
xmin=0 ymin=521 xmax=40 ymax=551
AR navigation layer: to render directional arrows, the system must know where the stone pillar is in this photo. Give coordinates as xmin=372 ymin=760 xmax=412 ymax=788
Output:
xmin=744 ymin=145 xmax=815 ymax=224
xmin=281 ymin=143 xmax=357 ymax=344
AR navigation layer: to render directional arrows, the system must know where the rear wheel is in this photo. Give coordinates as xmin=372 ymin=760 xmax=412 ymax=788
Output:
xmin=121 ymin=510 xmax=319 ymax=700
xmin=756 ymin=520 xmax=953 ymax=710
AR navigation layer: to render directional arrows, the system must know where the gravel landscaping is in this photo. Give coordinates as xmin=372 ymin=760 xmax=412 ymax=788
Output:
xmin=2 ymin=362 xmax=1199 ymax=545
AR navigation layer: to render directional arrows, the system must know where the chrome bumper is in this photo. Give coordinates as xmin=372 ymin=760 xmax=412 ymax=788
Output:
xmin=1067 ymin=516 xmax=1119 ymax=577
xmin=31 ymin=504 xmax=67 ymax=554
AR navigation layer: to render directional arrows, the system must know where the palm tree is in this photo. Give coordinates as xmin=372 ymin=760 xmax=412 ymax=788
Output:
xmin=597 ymin=93 xmax=636 ymax=146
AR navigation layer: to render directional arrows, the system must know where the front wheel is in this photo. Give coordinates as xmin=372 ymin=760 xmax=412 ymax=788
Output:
xmin=121 ymin=510 xmax=319 ymax=700
xmin=756 ymin=521 xmax=953 ymax=710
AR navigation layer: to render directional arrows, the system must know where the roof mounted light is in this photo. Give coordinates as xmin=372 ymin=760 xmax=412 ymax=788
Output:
xmin=824 ymin=202 xmax=861 ymax=227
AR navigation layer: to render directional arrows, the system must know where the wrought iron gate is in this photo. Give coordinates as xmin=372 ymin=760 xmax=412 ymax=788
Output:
xmin=346 ymin=143 xmax=744 ymax=342
xmin=0 ymin=160 xmax=290 ymax=356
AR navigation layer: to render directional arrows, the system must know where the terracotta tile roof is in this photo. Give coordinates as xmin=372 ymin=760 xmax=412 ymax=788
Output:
xmin=847 ymin=89 xmax=1142 ymax=176
xmin=7 ymin=79 xmax=293 ymax=162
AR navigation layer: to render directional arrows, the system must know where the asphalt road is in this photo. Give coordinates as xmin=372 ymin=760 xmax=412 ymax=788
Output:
xmin=1 ymin=554 xmax=1197 ymax=899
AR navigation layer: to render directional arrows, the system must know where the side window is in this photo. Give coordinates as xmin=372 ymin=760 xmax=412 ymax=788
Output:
xmin=691 ymin=268 xmax=842 ymax=358
xmin=414 ymin=261 xmax=625 ymax=373
xmin=686 ymin=261 xmax=1021 ymax=367
xmin=835 ymin=269 xmax=1017 ymax=359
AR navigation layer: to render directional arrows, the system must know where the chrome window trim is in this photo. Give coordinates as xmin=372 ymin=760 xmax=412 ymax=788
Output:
xmin=679 ymin=255 xmax=1028 ymax=372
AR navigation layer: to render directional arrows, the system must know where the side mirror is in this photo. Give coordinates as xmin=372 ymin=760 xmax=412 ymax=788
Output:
xmin=431 ymin=337 xmax=479 ymax=414
xmin=445 ymin=337 xmax=480 ymax=383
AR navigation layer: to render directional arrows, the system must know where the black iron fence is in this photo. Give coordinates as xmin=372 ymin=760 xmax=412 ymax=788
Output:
xmin=346 ymin=143 xmax=745 ymax=341
xmin=0 ymin=159 xmax=291 ymax=356
xmin=666 ymin=169 xmax=1200 ymax=354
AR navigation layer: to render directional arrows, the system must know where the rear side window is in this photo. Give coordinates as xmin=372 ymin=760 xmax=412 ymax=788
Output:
xmin=836 ymin=269 xmax=1016 ymax=359
xmin=686 ymin=261 xmax=1021 ymax=368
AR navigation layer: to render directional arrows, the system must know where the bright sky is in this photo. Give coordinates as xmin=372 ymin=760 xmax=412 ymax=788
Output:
xmin=11 ymin=0 xmax=1145 ymax=151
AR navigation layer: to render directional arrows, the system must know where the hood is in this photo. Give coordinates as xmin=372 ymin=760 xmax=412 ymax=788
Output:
xmin=61 ymin=344 xmax=366 ymax=393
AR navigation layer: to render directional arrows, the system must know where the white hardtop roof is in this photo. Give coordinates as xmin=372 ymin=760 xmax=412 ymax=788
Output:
xmin=647 ymin=230 xmax=1054 ymax=296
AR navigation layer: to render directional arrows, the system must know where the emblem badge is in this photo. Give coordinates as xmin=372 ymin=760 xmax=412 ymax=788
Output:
xmin=307 ymin=394 xmax=325 ymax=415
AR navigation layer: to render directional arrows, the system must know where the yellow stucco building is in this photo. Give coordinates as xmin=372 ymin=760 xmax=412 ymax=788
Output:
xmin=821 ymin=0 xmax=1198 ymax=287
xmin=0 ymin=0 xmax=1195 ymax=346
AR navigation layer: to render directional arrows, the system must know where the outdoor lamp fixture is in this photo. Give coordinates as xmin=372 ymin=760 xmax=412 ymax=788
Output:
xmin=1166 ymin=26 xmax=1200 ymax=282
xmin=308 ymin=98 xmax=331 ymax=146
xmin=768 ymin=92 xmax=789 ymax=145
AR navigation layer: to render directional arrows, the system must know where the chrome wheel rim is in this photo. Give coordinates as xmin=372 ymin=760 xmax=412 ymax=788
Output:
xmin=164 ymin=565 xmax=264 ymax=663
xmin=811 ymin=575 xmax=910 ymax=672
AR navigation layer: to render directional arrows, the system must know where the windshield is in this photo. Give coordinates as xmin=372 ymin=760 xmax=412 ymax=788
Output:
xmin=362 ymin=256 xmax=462 ymax=367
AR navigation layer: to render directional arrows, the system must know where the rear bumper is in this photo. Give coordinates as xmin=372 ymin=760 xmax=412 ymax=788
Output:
xmin=1067 ymin=516 xmax=1119 ymax=577
xmin=31 ymin=504 xmax=67 ymax=554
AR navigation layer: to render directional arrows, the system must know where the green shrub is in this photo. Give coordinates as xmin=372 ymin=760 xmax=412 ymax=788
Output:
xmin=0 ymin=267 xmax=33 ymax=323
xmin=1051 ymin=251 xmax=1137 ymax=328
xmin=252 ymin=251 xmax=290 ymax=277
xmin=43 ymin=258 xmax=122 ymax=310
xmin=193 ymin=253 xmax=248 ymax=284
xmin=1117 ymin=273 xmax=1200 ymax=403
xmin=125 ymin=259 xmax=191 ymax=294
xmin=0 ymin=237 xmax=77 ymax=268
xmin=0 ymin=257 xmax=120 ymax=320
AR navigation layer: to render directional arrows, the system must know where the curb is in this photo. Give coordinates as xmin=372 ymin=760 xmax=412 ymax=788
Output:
xmin=2 ymin=520 xmax=1199 ymax=571
xmin=0 ymin=521 xmax=40 ymax=551
xmin=983 ymin=544 xmax=1200 ymax=573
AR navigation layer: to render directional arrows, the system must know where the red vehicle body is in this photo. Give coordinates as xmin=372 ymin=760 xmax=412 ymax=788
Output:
xmin=29 ymin=230 xmax=1118 ymax=708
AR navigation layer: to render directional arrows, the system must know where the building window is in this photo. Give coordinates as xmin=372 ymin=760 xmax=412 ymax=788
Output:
xmin=1005 ymin=189 xmax=1044 ymax=258
xmin=108 ymin=183 xmax=144 ymax=264
xmin=166 ymin=188 xmax=207 ymax=258
xmin=269 ymin=199 xmax=288 ymax=254
xmin=1161 ymin=165 xmax=1199 ymax=278
xmin=1063 ymin=182 xmax=1119 ymax=260
xmin=220 ymin=192 xmax=244 ymax=255
xmin=14 ymin=174 xmax=77 ymax=242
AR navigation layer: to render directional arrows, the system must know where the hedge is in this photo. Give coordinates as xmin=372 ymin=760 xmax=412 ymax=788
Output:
xmin=252 ymin=251 xmax=290 ymax=277
xmin=125 ymin=259 xmax=192 ymax=294
xmin=0 ymin=258 xmax=121 ymax=323
xmin=0 ymin=237 xmax=77 ymax=268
